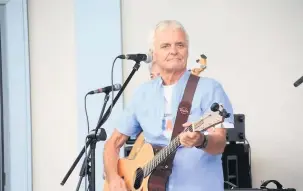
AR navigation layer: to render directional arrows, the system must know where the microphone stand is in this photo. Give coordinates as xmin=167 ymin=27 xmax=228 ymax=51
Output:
xmin=96 ymin=60 xmax=141 ymax=128
xmin=74 ymin=92 xmax=110 ymax=191
xmin=60 ymin=60 xmax=142 ymax=191
xmin=294 ymin=75 xmax=303 ymax=87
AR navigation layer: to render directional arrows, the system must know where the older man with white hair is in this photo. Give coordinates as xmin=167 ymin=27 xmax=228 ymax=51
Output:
xmin=103 ymin=20 xmax=234 ymax=191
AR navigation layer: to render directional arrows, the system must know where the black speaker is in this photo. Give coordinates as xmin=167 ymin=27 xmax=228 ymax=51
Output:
xmin=226 ymin=114 xmax=245 ymax=142
xmin=222 ymin=143 xmax=252 ymax=189
xmin=124 ymin=135 xmax=138 ymax=157
xmin=124 ymin=145 xmax=133 ymax=157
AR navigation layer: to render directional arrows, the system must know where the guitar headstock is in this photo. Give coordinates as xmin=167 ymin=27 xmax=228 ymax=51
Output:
xmin=191 ymin=103 xmax=230 ymax=132
xmin=195 ymin=54 xmax=207 ymax=68
xmin=190 ymin=54 xmax=207 ymax=76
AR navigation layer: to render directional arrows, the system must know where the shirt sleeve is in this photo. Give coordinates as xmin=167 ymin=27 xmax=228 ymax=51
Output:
xmin=214 ymin=122 xmax=234 ymax=128
xmin=202 ymin=82 xmax=234 ymax=125
xmin=116 ymin=87 xmax=142 ymax=137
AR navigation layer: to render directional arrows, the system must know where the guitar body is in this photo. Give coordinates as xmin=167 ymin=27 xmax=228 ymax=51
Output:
xmin=127 ymin=132 xmax=145 ymax=159
xmin=103 ymin=133 xmax=145 ymax=180
xmin=104 ymin=143 xmax=158 ymax=191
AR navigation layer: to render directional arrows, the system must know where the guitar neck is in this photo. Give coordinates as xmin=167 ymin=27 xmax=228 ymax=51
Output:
xmin=142 ymin=126 xmax=193 ymax=177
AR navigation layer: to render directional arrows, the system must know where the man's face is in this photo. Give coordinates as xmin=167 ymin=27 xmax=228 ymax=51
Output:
xmin=150 ymin=63 xmax=161 ymax=79
xmin=152 ymin=27 xmax=188 ymax=73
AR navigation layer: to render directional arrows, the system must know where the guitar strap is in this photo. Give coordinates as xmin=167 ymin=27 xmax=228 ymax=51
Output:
xmin=148 ymin=74 xmax=200 ymax=191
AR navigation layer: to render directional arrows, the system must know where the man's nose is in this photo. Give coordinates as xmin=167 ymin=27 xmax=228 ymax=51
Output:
xmin=170 ymin=45 xmax=178 ymax=55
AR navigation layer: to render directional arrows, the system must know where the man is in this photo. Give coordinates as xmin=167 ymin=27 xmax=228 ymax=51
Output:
xmin=103 ymin=20 xmax=234 ymax=191
xmin=149 ymin=60 xmax=161 ymax=79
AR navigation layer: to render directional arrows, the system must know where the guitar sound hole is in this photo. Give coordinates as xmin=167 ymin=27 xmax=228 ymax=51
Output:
xmin=133 ymin=168 xmax=144 ymax=189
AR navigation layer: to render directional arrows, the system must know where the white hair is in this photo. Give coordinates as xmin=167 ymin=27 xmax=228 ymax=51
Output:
xmin=148 ymin=20 xmax=189 ymax=52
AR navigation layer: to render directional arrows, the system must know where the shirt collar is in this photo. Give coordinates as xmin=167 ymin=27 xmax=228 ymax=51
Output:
xmin=156 ymin=69 xmax=191 ymax=87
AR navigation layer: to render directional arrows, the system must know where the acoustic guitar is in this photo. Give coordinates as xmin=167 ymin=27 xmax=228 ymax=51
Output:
xmin=127 ymin=132 xmax=145 ymax=159
xmin=103 ymin=102 xmax=230 ymax=191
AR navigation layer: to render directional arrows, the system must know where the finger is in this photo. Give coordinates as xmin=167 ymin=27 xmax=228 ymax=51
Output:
xmin=120 ymin=181 xmax=127 ymax=190
xmin=181 ymin=132 xmax=197 ymax=145
xmin=182 ymin=140 xmax=194 ymax=147
xmin=180 ymin=139 xmax=190 ymax=147
xmin=179 ymin=132 xmax=190 ymax=143
xmin=192 ymin=132 xmax=203 ymax=139
xmin=183 ymin=133 xmax=201 ymax=147
xmin=123 ymin=181 xmax=130 ymax=191
xmin=183 ymin=131 xmax=192 ymax=137
xmin=179 ymin=134 xmax=187 ymax=146
xmin=180 ymin=135 xmax=194 ymax=147
xmin=182 ymin=122 xmax=192 ymax=127
xmin=186 ymin=132 xmax=196 ymax=139
xmin=185 ymin=132 xmax=199 ymax=140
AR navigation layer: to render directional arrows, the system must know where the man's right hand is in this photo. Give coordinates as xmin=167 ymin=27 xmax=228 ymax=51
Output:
xmin=103 ymin=129 xmax=130 ymax=191
xmin=108 ymin=174 xmax=128 ymax=191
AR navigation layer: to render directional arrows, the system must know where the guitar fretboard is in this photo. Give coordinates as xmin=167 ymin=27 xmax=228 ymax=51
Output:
xmin=142 ymin=126 xmax=192 ymax=177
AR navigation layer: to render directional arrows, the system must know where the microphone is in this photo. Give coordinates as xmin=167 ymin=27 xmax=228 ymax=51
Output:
xmin=118 ymin=53 xmax=152 ymax=63
xmin=88 ymin=84 xmax=122 ymax=95
xmin=294 ymin=76 xmax=303 ymax=87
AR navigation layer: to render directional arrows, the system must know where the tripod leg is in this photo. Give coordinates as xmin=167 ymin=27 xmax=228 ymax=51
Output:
xmin=76 ymin=176 xmax=84 ymax=191
xmin=75 ymin=148 xmax=92 ymax=191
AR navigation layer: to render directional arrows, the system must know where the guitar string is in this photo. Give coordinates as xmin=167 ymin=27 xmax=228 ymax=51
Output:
xmin=137 ymin=126 xmax=192 ymax=182
xmin=144 ymin=127 xmax=190 ymax=173
xmin=134 ymin=125 xmax=193 ymax=183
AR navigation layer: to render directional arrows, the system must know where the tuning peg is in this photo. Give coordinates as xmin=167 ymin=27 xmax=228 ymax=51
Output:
xmin=224 ymin=112 xmax=231 ymax=118
xmin=210 ymin=103 xmax=220 ymax=112
xmin=200 ymin=54 xmax=207 ymax=59
xmin=220 ymin=109 xmax=230 ymax=118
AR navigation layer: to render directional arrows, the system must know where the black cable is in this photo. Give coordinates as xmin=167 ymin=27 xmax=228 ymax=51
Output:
xmin=96 ymin=56 xmax=119 ymax=182
xmin=89 ymin=56 xmax=119 ymax=138
xmin=110 ymin=56 xmax=119 ymax=124
xmin=84 ymin=93 xmax=90 ymax=191
xmin=84 ymin=93 xmax=90 ymax=134
xmin=245 ymin=137 xmax=252 ymax=186
xmin=91 ymin=56 xmax=120 ymax=132
xmin=84 ymin=137 xmax=88 ymax=191
xmin=224 ymin=181 xmax=238 ymax=189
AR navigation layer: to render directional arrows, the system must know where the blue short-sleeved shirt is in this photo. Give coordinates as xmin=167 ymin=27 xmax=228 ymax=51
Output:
xmin=117 ymin=70 xmax=234 ymax=191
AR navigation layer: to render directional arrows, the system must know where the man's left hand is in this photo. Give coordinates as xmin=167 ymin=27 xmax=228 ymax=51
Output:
xmin=179 ymin=122 xmax=204 ymax=148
